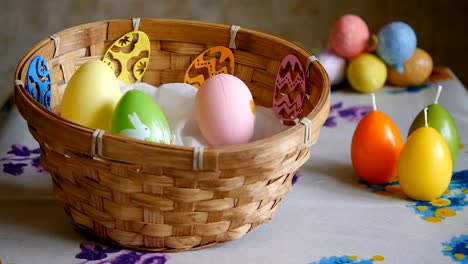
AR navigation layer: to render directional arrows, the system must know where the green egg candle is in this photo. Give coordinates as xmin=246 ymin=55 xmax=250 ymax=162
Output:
xmin=111 ymin=90 xmax=171 ymax=144
xmin=399 ymin=108 xmax=453 ymax=201
xmin=408 ymin=85 xmax=459 ymax=165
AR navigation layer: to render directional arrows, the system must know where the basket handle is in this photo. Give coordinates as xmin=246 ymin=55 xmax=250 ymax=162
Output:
xmin=15 ymin=80 xmax=24 ymax=86
xmin=49 ymin=34 xmax=60 ymax=58
xmin=132 ymin=17 xmax=141 ymax=31
xmin=299 ymin=117 xmax=312 ymax=144
xmin=91 ymin=129 xmax=105 ymax=157
xmin=229 ymin=25 xmax=240 ymax=49
xmin=193 ymin=146 xmax=204 ymax=170
xmin=305 ymin=55 xmax=318 ymax=79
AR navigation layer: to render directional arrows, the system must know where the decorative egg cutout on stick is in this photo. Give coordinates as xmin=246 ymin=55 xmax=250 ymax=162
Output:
xmin=184 ymin=46 xmax=235 ymax=88
xmin=273 ymin=54 xmax=306 ymax=122
xmin=377 ymin=21 xmax=417 ymax=73
xmin=316 ymin=51 xmax=346 ymax=85
xmin=387 ymin=48 xmax=433 ymax=87
xmin=195 ymin=74 xmax=255 ymax=147
xmin=351 ymin=94 xmax=403 ymax=185
xmin=399 ymin=108 xmax=453 ymax=201
xmin=112 ymin=90 xmax=171 ymax=144
xmin=347 ymin=53 xmax=387 ymax=93
xmin=328 ymin=14 xmax=370 ymax=58
xmin=61 ymin=60 xmax=121 ymax=131
xmin=26 ymin=55 xmax=52 ymax=110
xmin=408 ymin=86 xmax=459 ymax=165
xmin=102 ymin=31 xmax=151 ymax=84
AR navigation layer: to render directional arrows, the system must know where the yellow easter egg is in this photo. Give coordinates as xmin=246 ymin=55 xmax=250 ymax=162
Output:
xmin=61 ymin=60 xmax=121 ymax=131
xmin=347 ymin=53 xmax=387 ymax=93
xmin=398 ymin=126 xmax=453 ymax=201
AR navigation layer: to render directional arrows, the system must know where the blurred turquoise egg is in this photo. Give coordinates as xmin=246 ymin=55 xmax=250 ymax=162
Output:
xmin=377 ymin=21 xmax=417 ymax=73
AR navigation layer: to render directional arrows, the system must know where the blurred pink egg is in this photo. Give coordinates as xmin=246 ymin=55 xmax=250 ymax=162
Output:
xmin=316 ymin=52 xmax=346 ymax=85
xmin=328 ymin=14 xmax=370 ymax=58
xmin=195 ymin=74 xmax=255 ymax=147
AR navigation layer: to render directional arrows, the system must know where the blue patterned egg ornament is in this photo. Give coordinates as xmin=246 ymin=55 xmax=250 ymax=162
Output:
xmin=26 ymin=56 xmax=52 ymax=110
xmin=377 ymin=21 xmax=417 ymax=73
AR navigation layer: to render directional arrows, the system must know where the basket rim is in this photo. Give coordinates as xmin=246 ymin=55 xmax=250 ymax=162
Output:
xmin=14 ymin=18 xmax=330 ymax=156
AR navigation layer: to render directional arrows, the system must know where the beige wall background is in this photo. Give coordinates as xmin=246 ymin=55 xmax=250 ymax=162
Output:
xmin=2 ymin=0 xmax=467 ymax=104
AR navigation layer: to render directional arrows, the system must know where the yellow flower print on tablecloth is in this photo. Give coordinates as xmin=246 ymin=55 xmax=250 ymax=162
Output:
xmin=367 ymin=170 xmax=468 ymax=223
xmin=431 ymin=199 xmax=451 ymax=207
xmin=435 ymin=208 xmax=457 ymax=218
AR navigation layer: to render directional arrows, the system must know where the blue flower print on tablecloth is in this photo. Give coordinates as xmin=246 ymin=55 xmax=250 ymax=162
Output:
xmin=442 ymin=235 xmax=468 ymax=263
xmin=0 ymin=144 xmax=45 ymax=176
xmin=324 ymin=102 xmax=372 ymax=128
xmin=368 ymin=170 xmax=468 ymax=223
xmin=75 ymin=243 xmax=170 ymax=264
xmin=386 ymin=82 xmax=432 ymax=94
xmin=310 ymin=255 xmax=385 ymax=264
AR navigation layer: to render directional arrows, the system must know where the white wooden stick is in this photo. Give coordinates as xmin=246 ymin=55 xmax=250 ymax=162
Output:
xmin=434 ymin=85 xmax=443 ymax=104
xmin=424 ymin=107 xmax=429 ymax=127
xmin=371 ymin=93 xmax=377 ymax=111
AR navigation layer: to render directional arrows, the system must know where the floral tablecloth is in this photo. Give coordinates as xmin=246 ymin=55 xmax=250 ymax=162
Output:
xmin=0 ymin=68 xmax=467 ymax=264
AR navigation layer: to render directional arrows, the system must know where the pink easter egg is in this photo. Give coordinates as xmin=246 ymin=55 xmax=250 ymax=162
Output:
xmin=195 ymin=74 xmax=256 ymax=147
xmin=329 ymin=14 xmax=370 ymax=58
xmin=316 ymin=52 xmax=346 ymax=85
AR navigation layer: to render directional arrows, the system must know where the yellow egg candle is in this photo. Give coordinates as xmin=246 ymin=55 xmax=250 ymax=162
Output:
xmin=408 ymin=86 xmax=460 ymax=166
xmin=398 ymin=108 xmax=453 ymax=201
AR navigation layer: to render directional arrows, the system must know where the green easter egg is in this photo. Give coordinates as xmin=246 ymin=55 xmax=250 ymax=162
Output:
xmin=111 ymin=90 xmax=171 ymax=144
xmin=408 ymin=103 xmax=459 ymax=165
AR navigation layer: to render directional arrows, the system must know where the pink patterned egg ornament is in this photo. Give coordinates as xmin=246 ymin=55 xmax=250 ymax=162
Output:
xmin=273 ymin=54 xmax=307 ymax=123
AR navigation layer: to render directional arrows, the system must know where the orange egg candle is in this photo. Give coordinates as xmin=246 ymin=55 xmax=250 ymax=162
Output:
xmin=351 ymin=94 xmax=403 ymax=185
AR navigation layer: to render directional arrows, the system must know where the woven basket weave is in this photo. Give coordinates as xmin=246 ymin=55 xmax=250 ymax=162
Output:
xmin=14 ymin=19 xmax=330 ymax=251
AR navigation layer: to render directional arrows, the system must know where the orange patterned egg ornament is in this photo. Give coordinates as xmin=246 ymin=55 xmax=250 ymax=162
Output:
xmin=184 ymin=46 xmax=235 ymax=88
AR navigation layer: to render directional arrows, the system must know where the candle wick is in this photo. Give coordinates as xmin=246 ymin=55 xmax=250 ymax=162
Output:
xmin=371 ymin=93 xmax=377 ymax=111
xmin=434 ymin=85 xmax=443 ymax=104
xmin=424 ymin=107 xmax=429 ymax=127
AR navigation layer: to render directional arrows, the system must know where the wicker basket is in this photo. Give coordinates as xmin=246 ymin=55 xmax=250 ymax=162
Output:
xmin=14 ymin=19 xmax=330 ymax=251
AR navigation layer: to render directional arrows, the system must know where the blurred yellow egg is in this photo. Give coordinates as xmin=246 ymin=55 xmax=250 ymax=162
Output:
xmin=398 ymin=126 xmax=452 ymax=201
xmin=61 ymin=60 xmax=121 ymax=130
xmin=387 ymin=48 xmax=433 ymax=87
xmin=347 ymin=53 xmax=387 ymax=93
